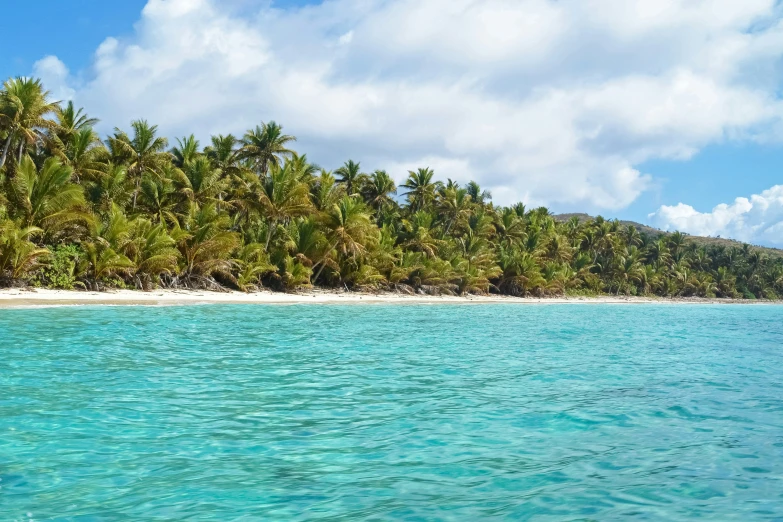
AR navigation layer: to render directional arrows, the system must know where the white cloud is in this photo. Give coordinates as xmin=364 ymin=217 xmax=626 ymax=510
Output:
xmin=33 ymin=56 xmax=75 ymax=101
xmin=38 ymin=0 xmax=783 ymax=211
xmin=649 ymin=185 xmax=783 ymax=246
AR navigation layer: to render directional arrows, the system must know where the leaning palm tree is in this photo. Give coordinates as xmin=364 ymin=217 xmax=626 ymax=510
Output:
xmin=0 ymin=77 xmax=59 ymax=168
xmin=239 ymin=121 xmax=296 ymax=176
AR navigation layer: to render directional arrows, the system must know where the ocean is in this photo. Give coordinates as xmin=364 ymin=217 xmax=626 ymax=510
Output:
xmin=1 ymin=304 xmax=782 ymax=520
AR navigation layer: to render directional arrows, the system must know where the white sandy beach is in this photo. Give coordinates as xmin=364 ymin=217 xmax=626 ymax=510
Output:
xmin=0 ymin=288 xmax=775 ymax=307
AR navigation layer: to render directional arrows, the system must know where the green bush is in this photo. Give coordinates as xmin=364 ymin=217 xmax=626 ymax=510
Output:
xmin=35 ymin=245 xmax=83 ymax=289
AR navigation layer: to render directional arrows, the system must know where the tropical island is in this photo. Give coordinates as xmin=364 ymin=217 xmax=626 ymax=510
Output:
xmin=1 ymin=77 xmax=782 ymax=302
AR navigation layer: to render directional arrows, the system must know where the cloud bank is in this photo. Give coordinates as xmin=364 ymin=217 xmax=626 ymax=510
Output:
xmin=650 ymin=185 xmax=783 ymax=246
xmin=34 ymin=0 xmax=783 ymax=213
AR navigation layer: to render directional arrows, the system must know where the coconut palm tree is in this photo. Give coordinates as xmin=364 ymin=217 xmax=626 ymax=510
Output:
xmin=107 ymin=120 xmax=170 ymax=210
xmin=179 ymin=156 xmax=226 ymax=208
xmin=60 ymin=127 xmax=104 ymax=182
xmin=437 ymin=184 xmax=472 ymax=238
xmin=10 ymin=156 xmax=90 ymax=237
xmin=239 ymin=121 xmax=296 ymax=175
xmin=0 ymin=220 xmax=49 ymax=282
xmin=465 ymin=181 xmax=491 ymax=206
xmin=0 ymin=73 xmax=781 ymax=299
xmin=312 ymin=196 xmax=377 ymax=283
xmin=335 ymin=160 xmax=368 ymax=196
xmin=402 ymin=168 xmax=441 ymax=213
xmin=311 ymin=170 xmax=344 ymax=212
xmin=173 ymin=203 xmax=240 ymax=288
xmin=0 ymin=77 xmax=59 ymax=168
xmin=172 ymin=135 xmax=201 ymax=167
xmin=127 ymin=218 xmax=180 ymax=289
xmin=360 ymin=169 xmax=397 ymax=212
xmin=248 ymin=162 xmax=312 ymax=250
xmin=53 ymin=101 xmax=99 ymax=146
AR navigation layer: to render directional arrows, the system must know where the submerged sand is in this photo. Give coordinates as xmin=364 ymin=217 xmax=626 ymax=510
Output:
xmin=0 ymin=288 xmax=777 ymax=308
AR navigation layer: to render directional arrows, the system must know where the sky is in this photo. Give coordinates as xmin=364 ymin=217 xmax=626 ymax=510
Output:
xmin=1 ymin=0 xmax=783 ymax=246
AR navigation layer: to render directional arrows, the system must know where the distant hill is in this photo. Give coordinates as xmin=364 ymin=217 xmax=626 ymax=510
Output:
xmin=553 ymin=213 xmax=783 ymax=258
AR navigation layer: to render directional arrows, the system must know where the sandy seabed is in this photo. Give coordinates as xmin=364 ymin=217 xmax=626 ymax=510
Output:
xmin=0 ymin=288 xmax=777 ymax=308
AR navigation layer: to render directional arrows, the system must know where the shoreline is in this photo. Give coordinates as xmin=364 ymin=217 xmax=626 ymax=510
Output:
xmin=0 ymin=288 xmax=779 ymax=308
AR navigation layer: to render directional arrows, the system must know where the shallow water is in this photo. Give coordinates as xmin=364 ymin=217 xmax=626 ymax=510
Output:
xmin=1 ymin=304 xmax=782 ymax=521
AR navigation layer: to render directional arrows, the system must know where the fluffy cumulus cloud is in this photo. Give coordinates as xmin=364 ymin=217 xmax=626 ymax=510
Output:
xmin=650 ymin=185 xmax=783 ymax=246
xmin=35 ymin=0 xmax=783 ymax=211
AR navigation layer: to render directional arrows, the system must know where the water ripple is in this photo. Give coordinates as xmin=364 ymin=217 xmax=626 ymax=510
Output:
xmin=1 ymin=304 xmax=782 ymax=520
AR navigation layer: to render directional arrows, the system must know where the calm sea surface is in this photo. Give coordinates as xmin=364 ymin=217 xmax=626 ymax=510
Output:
xmin=1 ymin=304 xmax=782 ymax=521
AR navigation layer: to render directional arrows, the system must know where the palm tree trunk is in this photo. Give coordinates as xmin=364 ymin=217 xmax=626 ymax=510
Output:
xmin=133 ymin=178 xmax=140 ymax=210
xmin=265 ymin=218 xmax=277 ymax=251
xmin=0 ymin=132 xmax=14 ymax=169
xmin=16 ymin=140 xmax=24 ymax=163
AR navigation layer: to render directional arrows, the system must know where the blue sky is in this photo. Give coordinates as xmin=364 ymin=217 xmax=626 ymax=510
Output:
xmin=2 ymin=0 xmax=782 ymax=245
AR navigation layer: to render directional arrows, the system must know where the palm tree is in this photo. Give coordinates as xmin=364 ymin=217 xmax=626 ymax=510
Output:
xmin=402 ymin=167 xmax=441 ymax=213
xmin=61 ymin=127 xmax=104 ymax=182
xmin=53 ymin=101 xmax=99 ymax=145
xmin=10 ymin=156 xmax=90 ymax=237
xmin=311 ymin=170 xmax=344 ymax=212
xmin=465 ymin=181 xmax=491 ymax=206
xmin=313 ymin=196 xmax=377 ymax=283
xmin=335 ymin=160 xmax=367 ymax=195
xmin=127 ymin=218 xmax=180 ymax=289
xmin=0 ymin=77 xmax=59 ymax=168
xmin=139 ymin=167 xmax=180 ymax=227
xmin=496 ymin=245 xmax=545 ymax=296
xmin=173 ymin=203 xmax=240 ymax=288
xmin=401 ymin=211 xmax=441 ymax=258
xmin=79 ymin=235 xmax=134 ymax=291
xmin=239 ymin=121 xmax=296 ymax=175
xmin=437 ymin=184 xmax=472 ymax=237
xmin=107 ymin=120 xmax=170 ymax=210
xmin=614 ymin=247 xmax=644 ymax=295
xmin=0 ymin=220 xmax=49 ymax=282
xmin=360 ymin=170 xmax=397 ymax=212
xmin=172 ymin=135 xmax=201 ymax=167
xmin=205 ymin=134 xmax=241 ymax=173
xmin=249 ymin=162 xmax=312 ymax=250
xmin=179 ymin=156 xmax=226 ymax=208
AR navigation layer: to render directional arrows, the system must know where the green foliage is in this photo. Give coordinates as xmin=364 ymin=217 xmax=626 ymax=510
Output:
xmin=0 ymin=75 xmax=781 ymax=297
xmin=36 ymin=245 xmax=82 ymax=289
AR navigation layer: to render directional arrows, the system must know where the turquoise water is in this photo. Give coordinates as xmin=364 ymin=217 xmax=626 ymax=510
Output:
xmin=1 ymin=304 xmax=782 ymax=521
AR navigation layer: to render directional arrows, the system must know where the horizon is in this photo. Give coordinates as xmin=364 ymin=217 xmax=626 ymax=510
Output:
xmin=1 ymin=0 xmax=782 ymax=246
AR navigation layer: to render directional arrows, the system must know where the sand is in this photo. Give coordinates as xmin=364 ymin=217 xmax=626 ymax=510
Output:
xmin=0 ymin=288 xmax=776 ymax=308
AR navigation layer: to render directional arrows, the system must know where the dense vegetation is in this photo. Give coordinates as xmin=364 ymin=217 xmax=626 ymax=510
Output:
xmin=1 ymin=77 xmax=782 ymax=298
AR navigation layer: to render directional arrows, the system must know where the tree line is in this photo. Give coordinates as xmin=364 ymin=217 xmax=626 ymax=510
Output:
xmin=1 ymin=77 xmax=782 ymax=298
